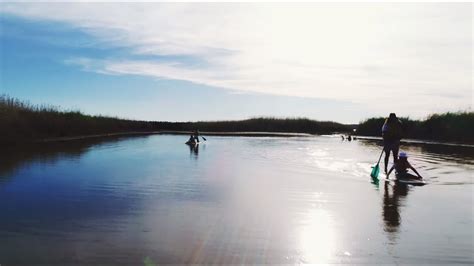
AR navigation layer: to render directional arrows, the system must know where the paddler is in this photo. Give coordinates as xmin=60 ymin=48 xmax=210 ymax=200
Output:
xmin=193 ymin=130 xmax=200 ymax=143
xmin=382 ymin=113 xmax=403 ymax=174
xmin=187 ymin=134 xmax=195 ymax=144
xmin=386 ymin=152 xmax=423 ymax=179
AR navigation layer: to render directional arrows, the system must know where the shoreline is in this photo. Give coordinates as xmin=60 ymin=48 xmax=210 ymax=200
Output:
xmin=32 ymin=131 xmax=314 ymax=143
xmin=164 ymin=131 xmax=314 ymax=137
xmin=3 ymin=131 xmax=472 ymax=147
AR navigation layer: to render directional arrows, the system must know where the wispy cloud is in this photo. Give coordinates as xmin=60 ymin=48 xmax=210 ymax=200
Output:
xmin=1 ymin=3 xmax=472 ymax=117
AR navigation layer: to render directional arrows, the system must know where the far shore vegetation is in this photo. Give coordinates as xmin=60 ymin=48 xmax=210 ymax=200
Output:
xmin=0 ymin=95 xmax=349 ymax=142
xmin=1 ymin=95 xmax=472 ymax=144
xmin=357 ymin=112 xmax=473 ymax=144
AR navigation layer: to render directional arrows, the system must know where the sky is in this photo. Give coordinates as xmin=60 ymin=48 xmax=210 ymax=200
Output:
xmin=0 ymin=3 xmax=472 ymax=123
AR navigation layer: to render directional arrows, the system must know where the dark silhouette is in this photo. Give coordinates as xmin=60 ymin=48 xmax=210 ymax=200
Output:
xmin=382 ymin=113 xmax=403 ymax=174
xmin=0 ymin=95 xmax=351 ymax=143
xmin=386 ymin=152 xmax=423 ymax=180
xmin=186 ymin=134 xmax=196 ymax=144
xmin=187 ymin=141 xmax=199 ymax=157
xmin=0 ymin=137 xmax=126 ymax=183
xmin=3 ymin=94 xmax=472 ymax=144
xmin=0 ymin=95 xmax=155 ymax=143
xmin=185 ymin=130 xmax=201 ymax=144
xmin=382 ymin=181 xmax=409 ymax=244
xmin=193 ymin=130 xmax=200 ymax=143
xmin=182 ymin=118 xmax=349 ymax=135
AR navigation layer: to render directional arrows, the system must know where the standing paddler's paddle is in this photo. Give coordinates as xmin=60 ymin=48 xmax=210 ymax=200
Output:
xmin=370 ymin=149 xmax=384 ymax=179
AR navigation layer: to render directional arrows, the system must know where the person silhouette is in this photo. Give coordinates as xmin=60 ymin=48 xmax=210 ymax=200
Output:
xmin=382 ymin=113 xmax=403 ymax=174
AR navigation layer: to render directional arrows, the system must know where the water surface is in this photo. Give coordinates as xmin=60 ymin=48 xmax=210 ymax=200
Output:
xmin=0 ymin=135 xmax=472 ymax=264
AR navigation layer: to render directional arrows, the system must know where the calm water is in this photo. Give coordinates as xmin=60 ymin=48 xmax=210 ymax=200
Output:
xmin=0 ymin=135 xmax=472 ymax=264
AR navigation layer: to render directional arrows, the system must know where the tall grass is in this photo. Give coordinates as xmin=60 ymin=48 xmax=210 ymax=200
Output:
xmin=155 ymin=117 xmax=350 ymax=134
xmin=0 ymin=95 xmax=351 ymax=142
xmin=3 ymin=95 xmax=470 ymax=143
xmin=357 ymin=112 xmax=474 ymax=143
xmin=0 ymin=95 xmax=154 ymax=142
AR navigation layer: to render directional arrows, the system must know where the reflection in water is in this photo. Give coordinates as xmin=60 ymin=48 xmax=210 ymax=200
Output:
xmin=299 ymin=209 xmax=335 ymax=264
xmin=188 ymin=143 xmax=199 ymax=157
xmin=0 ymin=135 xmax=472 ymax=264
xmin=382 ymin=182 xmax=409 ymax=244
xmin=358 ymin=138 xmax=474 ymax=166
xmin=0 ymin=137 xmax=127 ymax=182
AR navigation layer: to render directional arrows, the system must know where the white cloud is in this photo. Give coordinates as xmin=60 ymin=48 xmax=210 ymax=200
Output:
xmin=1 ymin=3 xmax=472 ymax=118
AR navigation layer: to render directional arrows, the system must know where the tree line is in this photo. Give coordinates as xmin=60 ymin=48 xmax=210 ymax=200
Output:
xmin=0 ymin=95 xmax=350 ymax=142
xmin=356 ymin=112 xmax=474 ymax=143
xmin=2 ymin=95 xmax=472 ymax=143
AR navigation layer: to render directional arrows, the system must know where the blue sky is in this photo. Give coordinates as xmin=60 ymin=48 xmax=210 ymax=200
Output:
xmin=1 ymin=3 xmax=471 ymax=123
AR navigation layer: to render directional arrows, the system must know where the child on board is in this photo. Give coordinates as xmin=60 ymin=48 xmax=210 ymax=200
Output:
xmin=386 ymin=152 xmax=423 ymax=179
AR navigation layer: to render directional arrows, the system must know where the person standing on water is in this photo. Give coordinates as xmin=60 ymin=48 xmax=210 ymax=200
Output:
xmin=382 ymin=113 xmax=403 ymax=174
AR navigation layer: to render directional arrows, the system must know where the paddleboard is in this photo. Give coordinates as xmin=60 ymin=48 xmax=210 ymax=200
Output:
xmin=396 ymin=178 xmax=426 ymax=186
xmin=395 ymin=173 xmax=426 ymax=186
xmin=376 ymin=173 xmax=426 ymax=186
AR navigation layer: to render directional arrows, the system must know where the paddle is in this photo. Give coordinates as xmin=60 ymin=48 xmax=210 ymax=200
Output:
xmin=370 ymin=149 xmax=384 ymax=179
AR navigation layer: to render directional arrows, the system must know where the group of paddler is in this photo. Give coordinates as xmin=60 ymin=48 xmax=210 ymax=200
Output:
xmin=185 ymin=114 xmax=422 ymax=181
xmin=371 ymin=113 xmax=423 ymax=181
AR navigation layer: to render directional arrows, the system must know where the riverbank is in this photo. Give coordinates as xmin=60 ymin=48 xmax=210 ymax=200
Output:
xmin=33 ymin=132 xmax=474 ymax=148
xmin=34 ymin=131 xmax=313 ymax=143
xmin=2 ymin=95 xmax=472 ymax=144
xmin=356 ymin=112 xmax=474 ymax=144
xmin=0 ymin=95 xmax=349 ymax=143
xmin=10 ymin=131 xmax=474 ymax=148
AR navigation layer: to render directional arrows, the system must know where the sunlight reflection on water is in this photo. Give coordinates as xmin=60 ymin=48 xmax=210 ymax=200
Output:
xmin=0 ymin=135 xmax=472 ymax=264
xmin=298 ymin=208 xmax=336 ymax=264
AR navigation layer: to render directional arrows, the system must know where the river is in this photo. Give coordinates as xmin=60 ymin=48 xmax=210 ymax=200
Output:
xmin=0 ymin=134 xmax=472 ymax=264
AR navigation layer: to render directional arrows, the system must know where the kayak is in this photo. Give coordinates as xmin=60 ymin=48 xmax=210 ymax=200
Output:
xmin=185 ymin=141 xmax=199 ymax=145
xmin=395 ymin=172 xmax=426 ymax=186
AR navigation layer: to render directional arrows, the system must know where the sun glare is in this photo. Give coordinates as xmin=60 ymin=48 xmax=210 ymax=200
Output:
xmin=298 ymin=208 xmax=336 ymax=264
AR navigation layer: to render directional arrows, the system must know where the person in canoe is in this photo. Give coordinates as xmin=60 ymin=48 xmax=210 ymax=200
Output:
xmin=382 ymin=113 xmax=403 ymax=174
xmin=186 ymin=130 xmax=202 ymax=144
xmin=386 ymin=152 xmax=423 ymax=180
xmin=193 ymin=130 xmax=200 ymax=143
xmin=187 ymin=134 xmax=196 ymax=144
